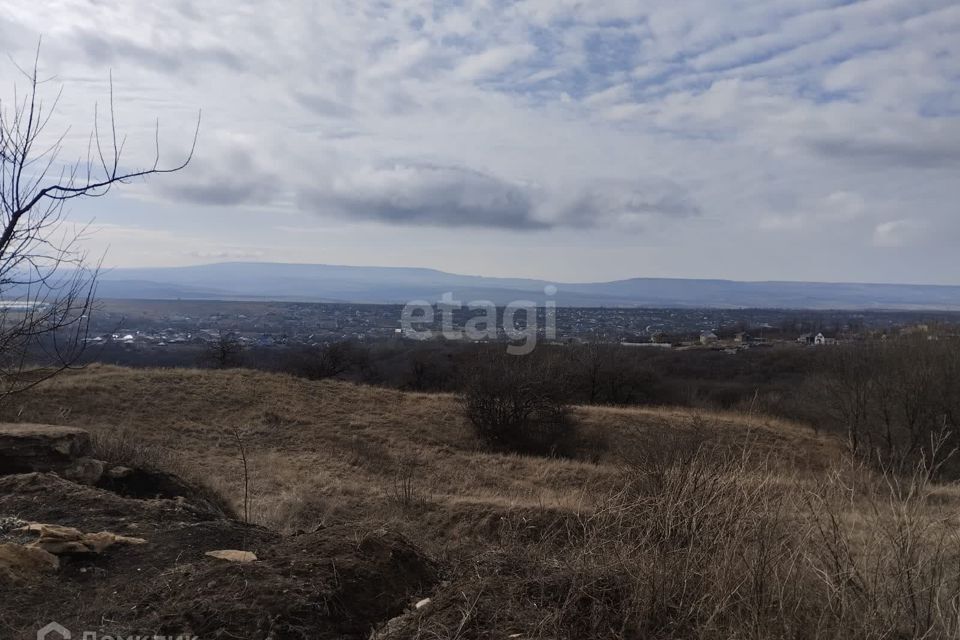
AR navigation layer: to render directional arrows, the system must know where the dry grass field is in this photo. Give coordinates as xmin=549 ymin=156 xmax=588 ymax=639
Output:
xmin=0 ymin=364 xmax=837 ymax=538
xmin=4 ymin=365 xmax=960 ymax=639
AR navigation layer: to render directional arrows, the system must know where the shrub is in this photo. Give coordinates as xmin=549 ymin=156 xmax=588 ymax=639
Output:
xmin=459 ymin=351 xmax=575 ymax=457
xmin=804 ymin=458 xmax=960 ymax=639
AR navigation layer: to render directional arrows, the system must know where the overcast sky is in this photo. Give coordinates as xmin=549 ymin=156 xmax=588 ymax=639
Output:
xmin=4 ymin=1 xmax=959 ymax=284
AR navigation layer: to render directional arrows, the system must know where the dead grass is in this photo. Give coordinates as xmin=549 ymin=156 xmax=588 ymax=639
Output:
xmin=4 ymin=365 xmax=958 ymax=639
xmin=373 ymin=447 xmax=960 ymax=640
xmin=0 ymin=364 xmax=836 ymax=538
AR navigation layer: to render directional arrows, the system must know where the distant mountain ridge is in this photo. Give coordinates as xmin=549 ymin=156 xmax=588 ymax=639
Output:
xmin=93 ymin=262 xmax=960 ymax=310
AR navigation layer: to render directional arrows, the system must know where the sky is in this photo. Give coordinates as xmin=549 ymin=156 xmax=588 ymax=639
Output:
xmin=2 ymin=0 xmax=959 ymax=284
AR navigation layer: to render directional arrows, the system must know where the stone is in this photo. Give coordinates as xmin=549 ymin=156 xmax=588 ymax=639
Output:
xmin=84 ymin=531 xmax=148 ymax=553
xmin=106 ymin=465 xmax=134 ymax=479
xmin=0 ymin=423 xmax=92 ymax=476
xmin=0 ymin=515 xmax=27 ymax=535
xmin=205 ymin=549 xmax=257 ymax=563
xmin=62 ymin=458 xmax=107 ymax=485
xmin=0 ymin=542 xmax=59 ymax=582
xmin=18 ymin=523 xmax=147 ymax=555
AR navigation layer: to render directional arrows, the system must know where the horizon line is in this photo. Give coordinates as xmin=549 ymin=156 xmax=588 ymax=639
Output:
xmin=98 ymin=260 xmax=960 ymax=290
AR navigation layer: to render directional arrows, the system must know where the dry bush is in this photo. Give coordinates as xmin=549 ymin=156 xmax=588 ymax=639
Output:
xmin=251 ymin=485 xmax=334 ymax=533
xmin=387 ymin=442 xmax=804 ymax=639
xmin=388 ymin=441 xmax=960 ymax=640
xmin=546 ymin=443 xmax=803 ymax=638
xmin=805 ymin=459 xmax=960 ymax=639
xmin=459 ymin=352 xmax=577 ymax=457
xmin=385 ymin=455 xmax=432 ymax=511
xmin=89 ymin=428 xmax=178 ymax=472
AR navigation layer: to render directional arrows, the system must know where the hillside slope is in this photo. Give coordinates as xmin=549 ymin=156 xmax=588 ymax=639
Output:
xmin=0 ymin=365 xmax=837 ymax=538
xmin=6 ymin=367 xmax=959 ymax=640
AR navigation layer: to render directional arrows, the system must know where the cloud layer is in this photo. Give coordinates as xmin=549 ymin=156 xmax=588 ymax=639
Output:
xmin=3 ymin=0 xmax=959 ymax=282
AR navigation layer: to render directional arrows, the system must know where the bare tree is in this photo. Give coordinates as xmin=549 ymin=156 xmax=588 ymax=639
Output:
xmin=820 ymin=345 xmax=875 ymax=456
xmin=0 ymin=45 xmax=197 ymax=399
xmin=819 ymin=339 xmax=960 ymax=478
xmin=202 ymin=330 xmax=245 ymax=369
xmin=282 ymin=341 xmax=360 ymax=380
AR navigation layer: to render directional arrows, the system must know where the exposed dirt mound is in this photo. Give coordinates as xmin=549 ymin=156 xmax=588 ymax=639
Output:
xmin=95 ymin=466 xmax=236 ymax=516
xmin=0 ymin=473 xmax=438 ymax=640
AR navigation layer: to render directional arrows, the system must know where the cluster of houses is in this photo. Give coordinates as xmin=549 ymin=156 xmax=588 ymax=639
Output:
xmin=797 ymin=332 xmax=838 ymax=346
xmin=698 ymin=330 xmax=770 ymax=346
xmin=694 ymin=329 xmax=840 ymax=350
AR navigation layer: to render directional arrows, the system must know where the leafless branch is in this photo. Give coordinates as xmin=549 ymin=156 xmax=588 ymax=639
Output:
xmin=0 ymin=44 xmax=197 ymax=400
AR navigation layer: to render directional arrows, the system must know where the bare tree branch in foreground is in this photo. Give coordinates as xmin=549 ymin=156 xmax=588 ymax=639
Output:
xmin=0 ymin=43 xmax=198 ymax=400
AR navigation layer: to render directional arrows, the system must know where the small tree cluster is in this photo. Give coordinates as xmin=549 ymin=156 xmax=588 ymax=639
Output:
xmin=818 ymin=337 xmax=960 ymax=477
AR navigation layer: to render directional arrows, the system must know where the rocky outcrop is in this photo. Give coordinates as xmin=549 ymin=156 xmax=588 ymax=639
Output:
xmin=0 ymin=423 xmax=104 ymax=483
xmin=0 ymin=424 xmax=236 ymax=513
xmin=0 ymin=423 xmax=91 ymax=467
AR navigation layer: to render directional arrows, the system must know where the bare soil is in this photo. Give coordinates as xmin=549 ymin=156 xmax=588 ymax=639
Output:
xmin=0 ymin=472 xmax=437 ymax=640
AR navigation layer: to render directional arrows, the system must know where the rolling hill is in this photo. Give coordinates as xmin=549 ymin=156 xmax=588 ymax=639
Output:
xmin=95 ymin=262 xmax=960 ymax=309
